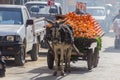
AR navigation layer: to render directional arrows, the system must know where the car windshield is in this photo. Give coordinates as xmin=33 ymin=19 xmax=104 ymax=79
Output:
xmin=87 ymin=8 xmax=106 ymax=16
xmin=0 ymin=7 xmax=23 ymax=25
xmin=25 ymin=3 xmax=58 ymax=15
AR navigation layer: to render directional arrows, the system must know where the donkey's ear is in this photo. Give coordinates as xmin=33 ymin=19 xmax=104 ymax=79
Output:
xmin=45 ymin=19 xmax=55 ymax=25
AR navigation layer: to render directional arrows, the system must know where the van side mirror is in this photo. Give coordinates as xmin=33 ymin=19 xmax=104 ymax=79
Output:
xmin=26 ymin=19 xmax=33 ymax=25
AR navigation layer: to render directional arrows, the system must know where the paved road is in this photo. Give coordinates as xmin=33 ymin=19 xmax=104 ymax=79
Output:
xmin=1 ymin=32 xmax=120 ymax=80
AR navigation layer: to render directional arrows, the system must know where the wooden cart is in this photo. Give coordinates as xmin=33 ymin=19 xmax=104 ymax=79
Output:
xmin=46 ymin=36 xmax=101 ymax=70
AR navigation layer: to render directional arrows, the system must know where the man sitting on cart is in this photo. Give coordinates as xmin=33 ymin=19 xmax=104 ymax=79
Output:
xmin=74 ymin=2 xmax=86 ymax=14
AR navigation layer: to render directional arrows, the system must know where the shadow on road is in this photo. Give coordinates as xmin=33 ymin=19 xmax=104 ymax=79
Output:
xmin=4 ymin=51 xmax=93 ymax=80
xmin=103 ymin=46 xmax=120 ymax=53
xmin=38 ymin=52 xmax=47 ymax=57
xmin=4 ymin=52 xmax=47 ymax=68
xmin=28 ymin=65 xmax=92 ymax=80
xmin=5 ymin=60 xmax=16 ymax=67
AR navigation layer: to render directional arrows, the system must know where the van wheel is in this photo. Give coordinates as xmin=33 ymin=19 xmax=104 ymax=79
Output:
xmin=30 ymin=43 xmax=39 ymax=61
xmin=15 ymin=45 xmax=25 ymax=66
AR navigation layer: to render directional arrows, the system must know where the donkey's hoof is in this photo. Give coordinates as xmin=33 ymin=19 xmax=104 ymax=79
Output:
xmin=64 ymin=69 xmax=67 ymax=72
xmin=68 ymin=70 xmax=71 ymax=73
xmin=67 ymin=68 xmax=71 ymax=73
xmin=64 ymin=68 xmax=67 ymax=72
xmin=61 ymin=72 xmax=64 ymax=76
xmin=53 ymin=71 xmax=57 ymax=76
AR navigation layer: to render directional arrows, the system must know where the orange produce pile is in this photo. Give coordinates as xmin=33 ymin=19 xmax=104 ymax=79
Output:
xmin=65 ymin=12 xmax=104 ymax=38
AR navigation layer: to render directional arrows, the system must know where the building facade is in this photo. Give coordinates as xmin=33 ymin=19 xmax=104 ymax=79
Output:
xmin=0 ymin=0 xmax=15 ymax=4
xmin=0 ymin=0 xmax=31 ymax=5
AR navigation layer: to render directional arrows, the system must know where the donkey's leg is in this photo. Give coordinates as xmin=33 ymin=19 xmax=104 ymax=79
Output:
xmin=53 ymin=46 xmax=58 ymax=76
xmin=60 ymin=46 xmax=64 ymax=76
xmin=64 ymin=49 xmax=67 ymax=72
xmin=64 ymin=48 xmax=68 ymax=72
xmin=67 ymin=46 xmax=72 ymax=73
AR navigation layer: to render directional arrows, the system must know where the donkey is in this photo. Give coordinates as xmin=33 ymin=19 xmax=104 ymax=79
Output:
xmin=46 ymin=19 xmax=74 ymax=76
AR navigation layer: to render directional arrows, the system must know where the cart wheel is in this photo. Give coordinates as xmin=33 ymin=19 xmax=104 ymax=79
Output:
xmin=93 ymin=47 xmax=99 ymax=68
xmin=87 ymin=49 xmax=93 ymax=70
xmin=47 ymin=49 xmax=54 ymax=69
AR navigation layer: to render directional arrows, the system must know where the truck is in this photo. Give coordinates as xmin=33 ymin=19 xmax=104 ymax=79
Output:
xmin=25 ymin=1 xmax=62 ymax=20
xmin=0 ymin=4 xmax=46 ymax=66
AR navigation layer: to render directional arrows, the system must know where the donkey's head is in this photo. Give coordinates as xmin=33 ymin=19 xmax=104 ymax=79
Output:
xmin=59 ymin=24 xmax=74 ymax=44
xmin=46 ymin=19 xmax=66 ymax=42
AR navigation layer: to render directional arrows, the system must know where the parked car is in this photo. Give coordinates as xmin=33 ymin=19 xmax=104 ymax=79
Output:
xmin=86 ymin=6 xmax=109 ymax=32
xmin=0 ymin=5 xmax=46 ymax=66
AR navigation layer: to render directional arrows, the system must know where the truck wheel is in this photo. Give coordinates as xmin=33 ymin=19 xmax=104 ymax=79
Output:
xmin=47 ymin=49 xmax=54 ymax=69
xmin=15 ymin=45 xmax=25 ymax=66
xmin=93 ymin=47 xmax=99 ymax=68
xmin=30 ymin=43 xmax=39 ymax=61
xmin=87 ymin=49 xmax=93 ymax=70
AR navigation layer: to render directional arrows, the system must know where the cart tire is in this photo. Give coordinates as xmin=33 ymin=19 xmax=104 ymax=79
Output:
xmin=87 ymin=49 xmax=93 ymax=70
xmin=47 ymin=49 xmax=54 ymax=69
xmin=93 ymin=47 xmax=99 ymax=68
xmin=114 ymin=38 xmax=120 ymax=49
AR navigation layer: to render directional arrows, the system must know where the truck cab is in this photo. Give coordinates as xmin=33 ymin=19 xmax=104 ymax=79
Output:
xmin=0 ymin=4 xmax=46 ymax=66
xmin=25 ymin=1 xmax=62 ymax=20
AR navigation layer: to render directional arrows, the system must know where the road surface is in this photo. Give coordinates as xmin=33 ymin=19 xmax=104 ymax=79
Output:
xmin=1 ymin=32 xmax=120 ymax=80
